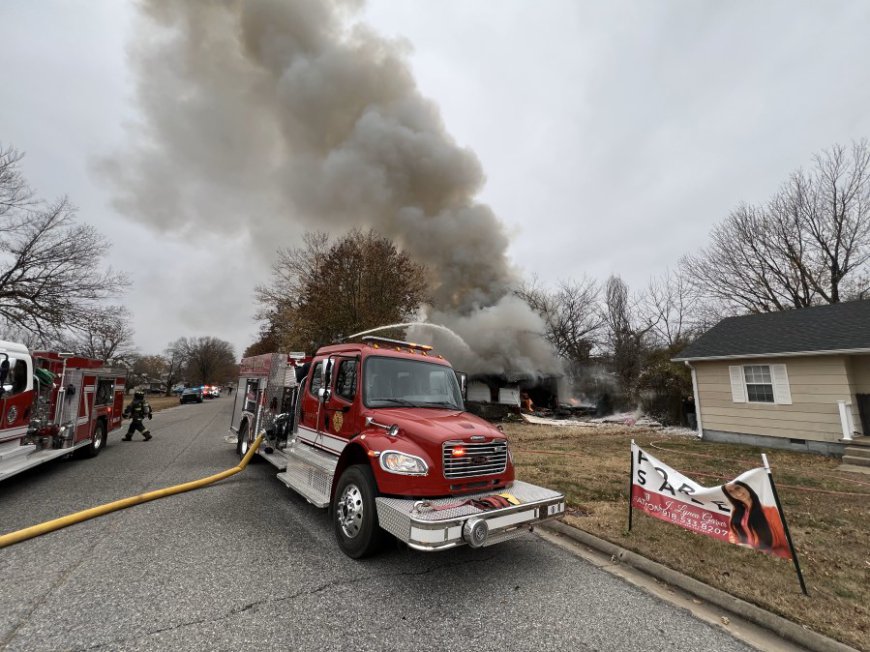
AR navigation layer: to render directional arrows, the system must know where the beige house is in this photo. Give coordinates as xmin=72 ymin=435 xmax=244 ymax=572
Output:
xmin=674 ymin=300 xmax=870 ymax=459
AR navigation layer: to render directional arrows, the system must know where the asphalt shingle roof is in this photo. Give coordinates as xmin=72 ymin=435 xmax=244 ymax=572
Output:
xmin=674 ymin=299 xmax=870 ymax=361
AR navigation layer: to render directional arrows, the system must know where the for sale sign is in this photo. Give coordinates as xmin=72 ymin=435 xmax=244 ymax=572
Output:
xmin=630 ymin=443 xmax=792 ymax=559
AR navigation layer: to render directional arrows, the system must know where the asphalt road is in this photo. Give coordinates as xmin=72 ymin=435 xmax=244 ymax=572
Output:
xmin=0 ymin=400 xmax=758 ymax=652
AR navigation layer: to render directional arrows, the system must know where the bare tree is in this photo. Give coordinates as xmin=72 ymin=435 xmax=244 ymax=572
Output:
xmin=604 ymin=275 xmax=655 ymax=402
xmin=58 ymin=306 xmax=136 ymax=366
xmin=164 ymin=338 xmax=190 ymax=394
xmin=127 ymin=354 xmax=169 ymax=392
xmin=256 ymin=231 xmax=329 ymax=311
xmin=254 ymin=230 xmax=428 ymax=352
xmin=184 ymin=336 xmax=237 ymax=385
xmin=642 ymin=268 xmax=700 ymax=348
xmin=0 ymin=145 xmax=128 ymax=336
xmin=800 ymin=142 xmax=870 ymax=302
xmin=0 ymin=146 xmax=33 ymax=214
xmin=516 ymin=275 xmax=604 ymax=363
xmin=683 ymin=140 xmax=870 ymax=313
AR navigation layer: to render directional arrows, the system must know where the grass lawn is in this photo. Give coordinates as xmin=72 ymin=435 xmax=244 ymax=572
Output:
xmin=122 ymin=394 xmax=186 ymax=412
xmin=504 ymin=422 xmax=870 ymax=651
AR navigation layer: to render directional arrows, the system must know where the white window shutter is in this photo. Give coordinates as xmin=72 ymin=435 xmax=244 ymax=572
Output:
xmin=729 ymin=366 xmax=746 ymax=403
xmin=771 ymin=364 xmax=792 ymax=405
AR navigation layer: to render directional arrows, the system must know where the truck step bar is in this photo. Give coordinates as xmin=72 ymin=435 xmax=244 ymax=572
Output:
xmin=274 ymin=441 xmax=338 ymax=508
xmin=0 ymin=441 xmax=90 ymax=482
xmin=257 ymin=448 xmax=288 ymax=470
xmin=376 ymin=480 xmax=565 ymax=551
xmin=0 ymin=441 xmax=36 ymax=464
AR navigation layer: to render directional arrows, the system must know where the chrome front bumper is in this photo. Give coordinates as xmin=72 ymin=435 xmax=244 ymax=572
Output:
xmin=375 ymin=480 xmax=565 ymax=551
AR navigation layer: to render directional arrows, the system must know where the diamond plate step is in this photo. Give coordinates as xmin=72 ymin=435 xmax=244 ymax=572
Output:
xmin=274 ymin=441 xmax=337 ymax=508
xmin=0 ymin=441 xmax=35 ymax=463
xmin=0 ymin=444 xmax=85 ymax=482
xmin=258 ymin=448 xmax=288 ymax=470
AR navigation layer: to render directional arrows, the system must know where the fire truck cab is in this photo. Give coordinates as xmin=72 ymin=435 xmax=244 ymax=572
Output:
xmin=230 ymin=337 xmax=565 ymax=558
xmin=0 ymin=340 xmax=126 ymax=482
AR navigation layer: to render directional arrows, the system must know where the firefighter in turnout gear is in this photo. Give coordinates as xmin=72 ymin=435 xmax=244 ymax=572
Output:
xmin=122 ymin=390 xmax=153 ymax=441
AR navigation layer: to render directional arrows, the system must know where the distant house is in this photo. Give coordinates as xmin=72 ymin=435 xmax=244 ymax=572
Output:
xmin=673 ymin=300 xmax=870 ymax=455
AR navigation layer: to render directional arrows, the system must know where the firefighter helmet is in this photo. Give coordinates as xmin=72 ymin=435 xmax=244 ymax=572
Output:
xmin=133 ymin=390 xmax=145 ymax=400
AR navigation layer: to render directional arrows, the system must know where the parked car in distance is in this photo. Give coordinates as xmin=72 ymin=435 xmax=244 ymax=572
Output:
xmin=201 ymin=384 xmax=220 ymax=399
xmin=180 ymin=387 xmax=204 ymax=404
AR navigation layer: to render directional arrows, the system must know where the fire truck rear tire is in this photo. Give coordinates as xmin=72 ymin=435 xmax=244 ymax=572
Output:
xmin=236 ymin=421 xmax=249 ymax=458
xmin=77 ymin=421 xmax=106 ymax=459
xmin=333 ymin=464 xmax=385 ymax=559
xmin=236 ymin=421 xmax=259 ymax=461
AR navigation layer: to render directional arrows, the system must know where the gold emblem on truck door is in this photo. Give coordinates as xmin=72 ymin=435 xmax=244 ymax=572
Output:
xmin=333 ymin=411 xmax=344 ymax=432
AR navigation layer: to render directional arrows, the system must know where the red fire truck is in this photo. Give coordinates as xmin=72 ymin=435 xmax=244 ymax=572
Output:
xmin=0 ymin=339 xmax=126 ymax=482
xmin=230 ymin=337 xmax=565 ymax=558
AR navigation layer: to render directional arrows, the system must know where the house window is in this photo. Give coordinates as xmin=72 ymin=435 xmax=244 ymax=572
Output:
xmin=744 ymin=365 xmax=774 ymax=403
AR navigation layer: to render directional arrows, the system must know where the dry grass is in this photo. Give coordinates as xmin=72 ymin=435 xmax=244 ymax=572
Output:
xmin=505 ymin=422 xmax=870 ymax=651
xmin=122 ymin=394 xmax=184 ymax=412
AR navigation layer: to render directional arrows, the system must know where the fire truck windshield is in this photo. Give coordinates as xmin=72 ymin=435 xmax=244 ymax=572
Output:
xmin=363 ymin=356 xmax=464 ymax=410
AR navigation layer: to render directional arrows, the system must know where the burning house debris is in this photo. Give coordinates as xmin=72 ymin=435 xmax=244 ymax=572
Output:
xmin=464 ymin=373 xmax=561 ymax=421
xmin=462 ymin=372 xmax=598 ymax=422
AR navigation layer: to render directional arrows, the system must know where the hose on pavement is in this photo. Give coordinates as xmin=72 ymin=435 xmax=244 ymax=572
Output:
xmin=0 ymin=434 xmax=264 ymax=550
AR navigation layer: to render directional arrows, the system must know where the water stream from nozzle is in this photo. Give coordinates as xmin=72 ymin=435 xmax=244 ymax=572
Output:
xmin=344 ymin=323 xmax=476 ymax=357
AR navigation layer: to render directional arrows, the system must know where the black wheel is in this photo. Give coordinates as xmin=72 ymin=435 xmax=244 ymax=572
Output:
xmin=236 ymin=420 xmax=253 ymax=459
xmin=77 ymin=421 xmax=106 ymax=459
xmin=333 ymin=464 xmax=386 ymax=559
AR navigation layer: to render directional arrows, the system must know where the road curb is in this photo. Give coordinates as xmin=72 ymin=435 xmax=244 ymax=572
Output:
xmin=540 ymin=521 xmax=860 ymax=652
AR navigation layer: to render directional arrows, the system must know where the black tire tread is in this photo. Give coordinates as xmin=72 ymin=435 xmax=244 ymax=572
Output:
xmin=333 ymin=464 xmax=386 ymax=559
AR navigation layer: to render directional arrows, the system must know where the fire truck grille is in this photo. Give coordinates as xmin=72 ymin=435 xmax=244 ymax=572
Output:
xmin=442 ymin=441 xmax=508 ymax=479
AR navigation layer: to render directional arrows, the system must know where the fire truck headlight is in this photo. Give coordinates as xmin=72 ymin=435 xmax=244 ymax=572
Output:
xmin=379 ymin=451 xmax=428 ymax=476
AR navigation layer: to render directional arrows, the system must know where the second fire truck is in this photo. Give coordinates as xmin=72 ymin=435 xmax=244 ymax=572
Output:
xmin=230 ymin=337 xmax=565 ymax=558
xmin=0 ymin=339 xmax=126 ymax=482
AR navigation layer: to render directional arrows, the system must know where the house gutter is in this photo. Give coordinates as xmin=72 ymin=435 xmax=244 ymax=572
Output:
xmin=673 ymin=346 xmax=870 ymax=363
xmin=684 ymin=361 xmax=702 ymax=439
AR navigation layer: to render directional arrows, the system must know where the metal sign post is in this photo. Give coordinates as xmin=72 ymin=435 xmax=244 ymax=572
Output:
xmin=627 ymin=439 xmax=635 ymax=532
xmin=762 ymin=453 xmax=808 ymax=596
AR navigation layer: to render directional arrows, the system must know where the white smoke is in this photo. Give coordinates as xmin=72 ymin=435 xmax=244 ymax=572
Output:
xmin=109 ymin=0 xmax=561 ymax=377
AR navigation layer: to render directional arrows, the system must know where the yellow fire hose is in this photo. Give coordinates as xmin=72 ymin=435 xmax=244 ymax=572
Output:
xmin=0 ymin=434 xmax=264 ymax=550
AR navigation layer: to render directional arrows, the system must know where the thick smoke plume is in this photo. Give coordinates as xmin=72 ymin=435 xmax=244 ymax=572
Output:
xmin=111 ymin=0 xmax=561 ymax=377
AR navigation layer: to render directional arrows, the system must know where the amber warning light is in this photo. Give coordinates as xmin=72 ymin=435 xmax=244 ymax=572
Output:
xmin=451 ymin=447 xmax=466 ymax=458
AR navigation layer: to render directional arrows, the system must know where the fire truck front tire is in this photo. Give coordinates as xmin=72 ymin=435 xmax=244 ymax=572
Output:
xmin=76 ymin=421 xmax=107 ymax=459
xmin=333 ymin=464 xmax=386 ymax=559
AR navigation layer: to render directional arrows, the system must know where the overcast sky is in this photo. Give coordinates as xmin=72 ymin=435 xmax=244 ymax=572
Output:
xmin=2 ymin=1 xmax=869 ymax=357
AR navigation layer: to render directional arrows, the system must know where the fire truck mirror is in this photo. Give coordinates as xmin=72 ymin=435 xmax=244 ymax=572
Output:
xmin=0 ymin=356 xmax=9 ymax=386
xmin=456 ymin=371 xmax=468 ymax=401
xmin=322 ymin=358 xmax=334 ymax=387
